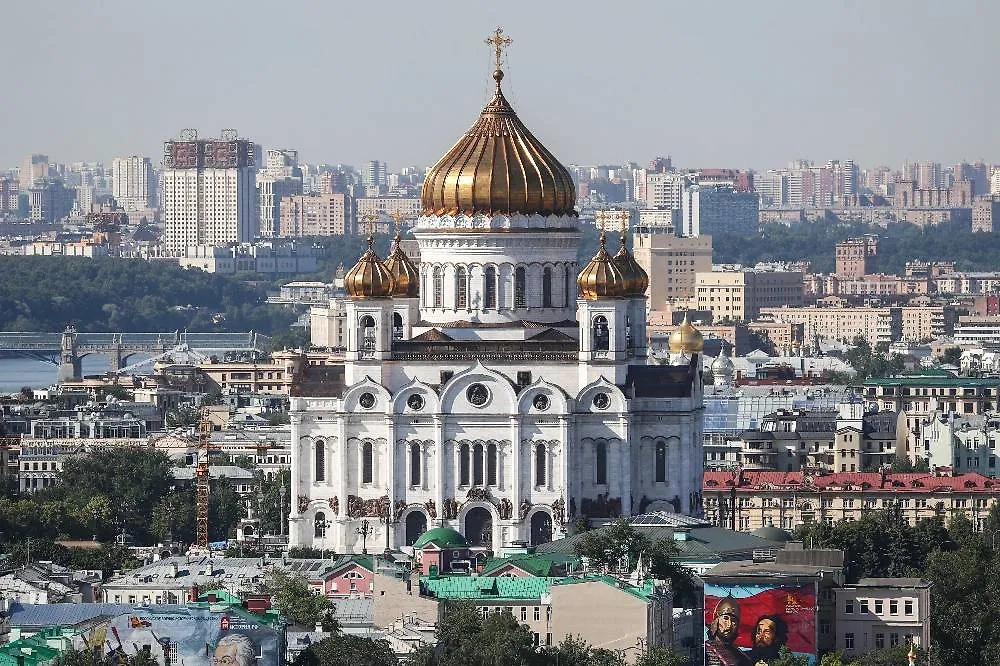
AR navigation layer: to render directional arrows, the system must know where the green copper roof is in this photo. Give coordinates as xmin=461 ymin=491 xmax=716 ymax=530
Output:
xmin=413 ymin=527 xmax=467 ymax=549
xmin=480 ymin=553 xmax=580 ymax=577
xmin=421 ymin=575 xmax=554 ymax=600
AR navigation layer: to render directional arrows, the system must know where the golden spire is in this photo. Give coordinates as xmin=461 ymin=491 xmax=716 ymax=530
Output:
xmin=344 ymin=213 xmax=394 ymax=300
xmin=577 ymin=231 xmax=627 ymax=300
xmin=385 ymin=211 xmax=419 ymax=298
xmin=611 ymin=209 xmax=649 ymax=297
xmin=420 ymin=31 xmax=576 ymax=219
xmin=485 ymin=27 xmax=513 ymax=89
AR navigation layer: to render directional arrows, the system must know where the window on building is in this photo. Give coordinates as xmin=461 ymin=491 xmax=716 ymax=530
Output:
xmin=362 ymin=441 xmax=373 ymax=484
xmin=473 ymin=443 xmax=485 ymax=485
xmin=655 ymin=441 xmax=667 ymax=482
xmin=860 ymin=600 xmax=869 ymax=613
xmin=487 ymin=442 xmax=498 ymax=486
xmin=904 ymin=600 xmax=913 ymax=615
xmin=448 ymin=267 xmax=465 ymax=312
xmin=521 ymin=607 xmax=527 ymax=622
xmin=410 ymin=443 xmax=422 ymax=486
xmin=460 ymin=443 xmax=471 ymax=486
xmin=484 ymin=266 xmax=497 ymax=309
xmin=535 ymin=444 xmax=546 ymax=486
xmin=314 ymin=512 xmax=327 ymax=538
xmin=875 ymin=634 xmax=884 ymax=649
xmin=593 ymin=316 xmax=610 ymax=351
xmin=890 ymin=633 xmax=899 ymax=647
xmin=542 ymin=267 xmax=553 ymax=308
xmin=845 ymin=633 xmax=855 ymax=650
xmin=596 ymin=441 xmax=607 ymax=485
xmin=819 ymin=620 xmax=830 ymax=635
xmin=514 ymin=266 xmax=526 ymax=308
xmin=874 ymin=600 xmax=883 ymax=614
xmin=889 ymin=600 xmax=898 ymax=615
xmin=432 ymin=267 xmax=443 ymax=308
xmin=534 ymin=607 xmax=540 ymax=621
xmin=845 ymin=600 xmax=854 ymax=614
xmin=315 ymin=441 xmax=326 ymax=482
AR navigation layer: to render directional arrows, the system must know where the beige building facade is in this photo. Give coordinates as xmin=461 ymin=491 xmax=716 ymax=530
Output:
xmin=279 ymin=193 xmax=349 ymax=236
xmin=697 ymin=270 xmax=803 ymax=322
xmin=758 ymin=304 xmax=901 ymax=345
xmin=834 ymin=579 xmax=931 ymax=657
xmin=633 ymin=230 xmax=712 ymax=310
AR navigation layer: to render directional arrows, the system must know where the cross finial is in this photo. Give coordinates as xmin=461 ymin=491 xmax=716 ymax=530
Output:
xmin=485 ymin=27 xmax=513 ymax=88
xmin=361 ymin=212 xmax=378 ymax=243
xmin=619 ymin=209 xmax=630 ymax=237
xmin=390 ymin=210 xmax=407 ymax=239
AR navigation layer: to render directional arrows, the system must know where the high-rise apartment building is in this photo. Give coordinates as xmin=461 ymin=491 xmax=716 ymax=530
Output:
xmin=835 ymin=236 xmax=878 ymax=278
xmin=643 ymin=172 xmax=685 ymax=210
xmin=279 ymin=193 xmax=349 ymax=236
xmin=681 ymin=185 xmax=759 ymax=237
xmin=161 ymin=130 xmax=257 ymax=256
xmin=111 ymin=156 xmax=154 ymax=210
xmin=27 ymin=179 xmax=75 ymax=223
xmin=20 ymin=155 xmax=50 ymax=192
xmin=363 ymin=160 xmax=387 ymax=188
xmin=0 ymin=176 xmax=18 ymax=215
xmin=633 ymin=228 xmax=712 ymax=310
xmin=258 ymin=149 xmax=303 ymax=237
xmin=755 ymin=171 xmax=787 ymax=207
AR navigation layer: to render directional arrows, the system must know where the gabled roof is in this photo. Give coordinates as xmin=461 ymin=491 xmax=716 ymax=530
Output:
xmin=480 ymin=553 xmax=580 ymax=577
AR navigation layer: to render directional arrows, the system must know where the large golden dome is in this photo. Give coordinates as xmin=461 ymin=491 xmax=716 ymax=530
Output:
xmin=420 ymin=69 xmax=577 ymax=218
xmin=613 ymin=240 xmax=649 ymax=297
xmin=668 ymin=312 xmax=704 ymax=353
xmin=384 ymin=233 xmax=419 ymax=298
xmin=345 ymin=235 xmax=395 ymax=300
xmin=577 ymin=232 xmax=627 ymax=300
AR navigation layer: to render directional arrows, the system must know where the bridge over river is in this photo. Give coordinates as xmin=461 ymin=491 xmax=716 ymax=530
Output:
xmin=0 ymin=327 xmax=270 ymax=382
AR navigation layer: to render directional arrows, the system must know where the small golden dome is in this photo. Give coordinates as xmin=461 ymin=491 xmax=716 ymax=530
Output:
xmin=384 ymin=233 xmax=419 ymax=298
xmin=420 ymin=69 xmax=577 ymax=218
xmin=613 ymin=240 xmax=649 ymax=297
xmin=668 ymin=312 xmax=704 ymax=353
xmin=345 ymin=235 xmax=395 ymax=300
xmin=577 ymin=232 xmax=627 ymax=300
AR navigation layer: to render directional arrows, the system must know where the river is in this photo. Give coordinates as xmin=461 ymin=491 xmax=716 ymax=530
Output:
xmin=0 ymin=356 xmax=151 ymax=393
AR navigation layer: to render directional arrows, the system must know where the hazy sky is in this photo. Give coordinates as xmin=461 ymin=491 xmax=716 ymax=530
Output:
xmin=5 ymin=0 xmax=997 ymax=172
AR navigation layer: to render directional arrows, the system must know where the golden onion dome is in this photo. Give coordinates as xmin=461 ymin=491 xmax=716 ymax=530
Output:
xmin=613 ymin=240 xmax=649 ymax=297
xmin=577 ymin=232 xmax=627 ymax=300
xmin=668 ymin=312 xmax=704 ymax=353
xmin=420 ymin=68 xmax=577 ymax=218
xmin=384 ymin=233 xmax=419 ymax=298
xmin=344 ymin=235 xmax=395 ymax=300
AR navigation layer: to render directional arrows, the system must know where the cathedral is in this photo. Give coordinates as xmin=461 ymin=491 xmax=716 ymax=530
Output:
xmin=288 ymin=33 xmax=705 ymax=555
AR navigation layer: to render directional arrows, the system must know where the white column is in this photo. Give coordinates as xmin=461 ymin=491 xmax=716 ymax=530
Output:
xmin=620 ymin=416 xmax=632 ymax=516
xmin=289 ymin=413 xmax=302 ymax=513
xmin=510 ymin=417 xmax=520 ymax=511
xmin=385 ymin=416 xmax=396 ymax=549
xmin=546 ymin=441 xmax=554 ymax=491
xmin=336 ymin=416 xmax=348 ymax=552
xmin=559 ymin=417 xmax=570 ymax=534
xmin=434 ymin=417 xmax=445 ymax=523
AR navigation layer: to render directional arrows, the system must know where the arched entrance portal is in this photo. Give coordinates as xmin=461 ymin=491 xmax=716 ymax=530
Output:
xmin=405 ymin=511 xmax=427 ymax=546
xmin=464 ymin=507 xmax=493 ymax=547
xmin=530 ymin=512 xmax=552 ymax=546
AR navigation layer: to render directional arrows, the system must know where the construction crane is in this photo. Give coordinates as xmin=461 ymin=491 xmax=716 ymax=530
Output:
xmin=195 ymin=406 xmax=212 ymax=551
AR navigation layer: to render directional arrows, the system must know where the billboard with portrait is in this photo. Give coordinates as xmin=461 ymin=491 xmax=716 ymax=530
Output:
xmin=74 ymin=606 xmax=282 ymax=666
xmin=704 ymin=580 xmax=817 ymax=666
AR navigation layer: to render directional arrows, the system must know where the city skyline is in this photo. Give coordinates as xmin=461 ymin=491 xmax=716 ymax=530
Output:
xmin=3 ymin=1 xmax=997 ymax=171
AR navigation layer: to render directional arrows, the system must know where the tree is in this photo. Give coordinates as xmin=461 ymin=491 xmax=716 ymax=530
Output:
xmin=413 ymin=600 xmax=540 ymax=666
xmin=939 ymin=346 xmax=963 ymax=366
xmin=261 ymin=568 xmax=335 ymax=629
xmin=544 ymin=635 xmax=623 ymax=666
xmin=151 ymin=491 xmax=196 ymax=544
xmin=292 ymin=634 xmax=398 ymax=666
xmin=288 ymin=546 xmax=325 ymax=559
xmin=208 ymin=477 xmax=245 ymax=541
xmin=574 ymin=519 xmax=650 ymax=572
xmin=635 ymin=646 xmax=686 ymax=666
xmin=766 ymin=646 xmax=810 ymax=666
xmin=847 ymin=646 xmax=927 ymax=666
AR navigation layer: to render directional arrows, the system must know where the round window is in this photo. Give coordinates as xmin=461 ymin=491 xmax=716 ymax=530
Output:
xmin=467 ymin=383 xmax=490 ymax=407
xmin=407 ymin=394 xmax=425 ymax=411
xmin=359 ymin=392 xmax=376 ymax=409
xmin=592 ymin=393 xmax=611 ymax=410
xmin=533 ymin=394 xmax=550 ymax=411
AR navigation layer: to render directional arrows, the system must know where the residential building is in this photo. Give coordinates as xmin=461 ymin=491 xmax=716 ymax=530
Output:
xmin=354 ymin=197 xmax=421 ymax=233
xmin=834 ymin=236 xmax=878 ymax=278
xmin=643 ymin=172 xmax=686 ymax=210
xmin=279 ymin=193 xmax=349 ymax=237
xmin=920 ymin=410 xmax=1000 ymax=475
xmin=633 ymin=229 xmax=712 ymax=309
xmin=682 ymin=185 xmax=758 ymax=237
xmin=161 ymin=131 xmax=258 ymax=255
xmin=20 ymin=155 xmax=50 ymax=191
xmin=954 ymin=316 xmax=1000 ymax=348
xmin=174 ymin=241 xmax=318 ymax=274
xmin=0 ymin=176 xmax=18 ymax=215
xmin=893 ymin=180 xmax=972 ymax=208
xmin=900 ymin=306 xmax=954 ymax=342
xmin=747 ymin=321 xmax=806 ymax=356
xmin=26 ymin=179 xmax=74 ymax=223
xmin=703 ymin=470 xmax=1000 ymax=533
xmin=759 ymin=304 xmax=901 ymax=345
xmin=697 ymin=269 xmax=804 ymax=322
xmin=111 ymin=156 xmax=154 ymax=210
xmin=834 ymin=579 xmax=931 ymax=657
xmin=258 ymin=149 xmax=303 ymax=237
xmin=972 ymin=196 xmax=1000 ymax=232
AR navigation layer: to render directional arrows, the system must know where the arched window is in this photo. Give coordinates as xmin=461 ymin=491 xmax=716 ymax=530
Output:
xmin=514 ymin=266 xmax=526 ymax=308
xmin=625 ymin=315 xmax=633 ymax=351
xmin=596 ymin=441 xmax=607 ymax=485
xmin=362 ymin=441 xmax=373 ymax=484
xmin=432 ymin=267 xmax=443 ymax=308
xmin=593 ymin=316 xmax=610 ymax=351
xmin=535 ymin=443 xmax=546 ymax=486
xmin=456 ymin=266 xmax=468 ymax=309
xmin=410 ymin=443 xmax=422 ymax=486
xmin=565 ymin=266 xmax=573 ymax=306
xmin=487 ymin=442 xmax=498 ymax=486
xmin=542 ymin=266 xmax=553 ymax=308
xmin=360 ymin=315 xmax=376 ymax=351
xmin=459 ymin=443 xmax=471 ymax=486
xmin=655 ymin=441 xmax=667 ymax=483
xmin=473 ymin=443 xmax=485 ymax=486
xmin=392 ymin=312 xmax=403 ymax=340
xmin=484 ymin=266 xmax=497 ymax=309
xmin=314 ymin=512 xmax=327 ymax=538
xmin=314 ymin=440 xmax=325 ymax=482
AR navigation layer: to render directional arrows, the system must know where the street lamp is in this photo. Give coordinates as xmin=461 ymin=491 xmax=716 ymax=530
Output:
xmin=315 ymin=516 xmax=332 ymax=559
xmin=379 ymin=497 xmax=392 ymax=556
xmin=356 ymin=520 xmax=374 ymax=555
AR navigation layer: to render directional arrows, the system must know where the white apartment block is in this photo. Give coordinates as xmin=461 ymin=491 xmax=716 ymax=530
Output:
xmin=161 ymin=134 xmax=258 ymax=256
xmin=112 ymin=156 xmax=154 ymax=211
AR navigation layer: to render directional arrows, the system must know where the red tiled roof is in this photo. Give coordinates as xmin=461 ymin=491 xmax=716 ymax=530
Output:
xmin=703 ymin=470 xmax=1000 ymax=493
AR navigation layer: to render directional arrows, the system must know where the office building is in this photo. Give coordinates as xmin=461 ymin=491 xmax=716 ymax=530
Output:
xmin=682 ymin=185 xmax=758 ymax=237
xmin=111 ymin=156 xmax=154 ymax=211
xmin=633 ymin=229 xmax=712 ymax=310
xmin=696 ymin=268 xmax=804 ymax=322
xmin=258 ymin=149 xmax=303 ymax=237
xmin=161 ymin=130 xmax=258 ymax=256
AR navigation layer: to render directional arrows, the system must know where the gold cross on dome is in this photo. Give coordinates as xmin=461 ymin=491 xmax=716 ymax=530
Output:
xmin=361 ymin=212 xmax=378 ymax=237
xmin=390 ymin=210 xmax=407 ymax=232
xmin=485 ymin=27 xmax=513 ymax=72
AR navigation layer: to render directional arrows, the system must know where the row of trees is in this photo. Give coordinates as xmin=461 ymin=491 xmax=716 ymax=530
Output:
xmin=0 ymin=256 xmax=297 ymax=333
